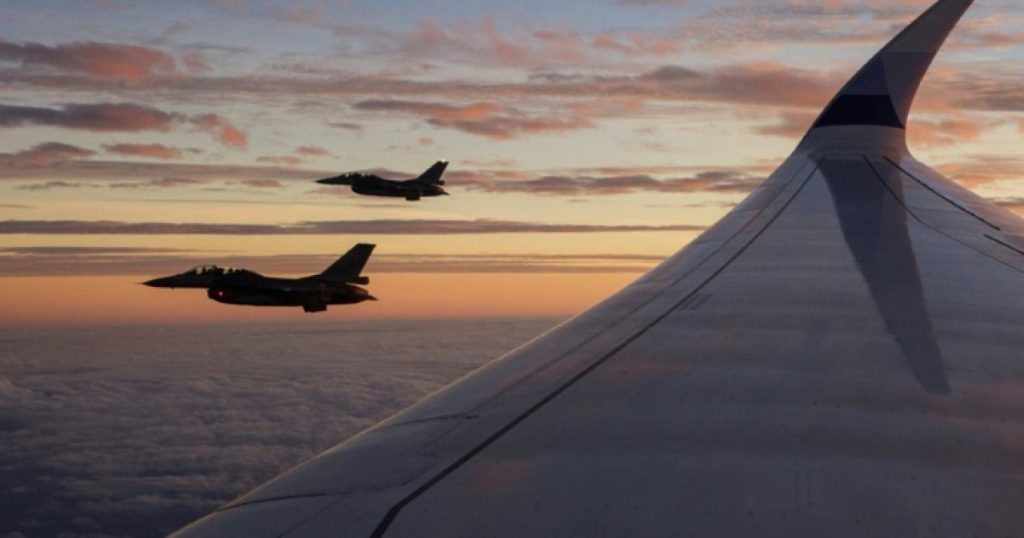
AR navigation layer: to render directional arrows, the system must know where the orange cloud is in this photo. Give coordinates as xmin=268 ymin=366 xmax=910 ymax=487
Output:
xmin=257 ymin=155 xmax=301 ymax=166
xmin=356 ymin=100 xmax=502 ymax=121
xmin=295 ymin=145 xmax=330 ymax=156
xmin=108 ymin=177 xmax=204 ymax=189
xmin=994 ymin=197 xmax=1024 ymax=215
xmin=190 ymin=114 xmax=248 ymax=149
xmin=238 ymin=179 xmax=284 ymax=188
xmin=462 ymin=171 xmax=761 ymax=196
xmin=104 ymin=143 xmax=184 ymax=160
xmin=354 ymin=99 xmax=591 ymax=139
xmin=935 ymin=156 xmax=1024 ymax=189
xmin=907 ymin=118 xmax=985 ymax=148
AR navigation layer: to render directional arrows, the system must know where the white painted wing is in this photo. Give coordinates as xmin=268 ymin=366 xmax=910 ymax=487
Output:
xmin=174 ymin=1 xmax=1024 ymax=536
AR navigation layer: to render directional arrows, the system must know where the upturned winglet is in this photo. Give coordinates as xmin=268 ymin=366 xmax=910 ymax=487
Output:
xmin=806 ymin=0 xmax=973 ymax=134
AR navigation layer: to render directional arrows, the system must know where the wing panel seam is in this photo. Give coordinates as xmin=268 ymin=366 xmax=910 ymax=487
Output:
xmin=431 ymin=161 xmax=818 ymax=424
xmin=882 ymin=156 xmax=1001 ymax=231
xmin=863 ymin=157 xmax=1024 ymax=275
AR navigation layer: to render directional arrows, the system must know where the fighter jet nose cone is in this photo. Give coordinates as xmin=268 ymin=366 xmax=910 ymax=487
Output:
xmin=367 ymin=295 xmax=378 ymax=301
xmin=144 ymin=276 xmax=174 ymax=288
xmin=317 ymin=175 xmax=346 ymax=185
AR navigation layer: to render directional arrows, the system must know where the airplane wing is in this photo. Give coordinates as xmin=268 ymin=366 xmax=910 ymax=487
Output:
xmin=174 ymin=1 xmax=1024 ymax=536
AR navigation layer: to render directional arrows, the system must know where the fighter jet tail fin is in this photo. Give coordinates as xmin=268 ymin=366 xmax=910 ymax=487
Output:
xmin=415 ymin=160 xmax=449 ymax=185
xmin=321 ymin=243 xmax=375 ymax=283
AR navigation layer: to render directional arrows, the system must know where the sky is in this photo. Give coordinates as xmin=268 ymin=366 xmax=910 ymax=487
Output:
xmin=2 ymin=0 xmax=1024 ymax=325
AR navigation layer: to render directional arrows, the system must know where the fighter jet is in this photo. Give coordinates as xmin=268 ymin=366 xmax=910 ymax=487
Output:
xmin=316 ymin=160 xmax=449 ymax=201
xmin=144 ymin=244 xmax=376 ymax=313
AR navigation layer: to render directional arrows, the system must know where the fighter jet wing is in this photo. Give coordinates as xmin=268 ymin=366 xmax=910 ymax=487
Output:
xmin=173 ymin=1 xmax=1024 ymax=536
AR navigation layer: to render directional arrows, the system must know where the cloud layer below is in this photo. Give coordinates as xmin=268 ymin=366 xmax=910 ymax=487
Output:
xmin=0 ymin=319 xmax=555 ymax=537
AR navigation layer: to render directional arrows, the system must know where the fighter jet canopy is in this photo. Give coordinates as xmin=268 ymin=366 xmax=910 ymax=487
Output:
xmin=180 ymin=265 xmax=251 ymax=277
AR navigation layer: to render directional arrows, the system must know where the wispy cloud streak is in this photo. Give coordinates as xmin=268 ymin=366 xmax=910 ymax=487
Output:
xmin=0 ymin=249 xmax=667 ymax=276
xmin=0 ymin=219 xmax=706 ymax=235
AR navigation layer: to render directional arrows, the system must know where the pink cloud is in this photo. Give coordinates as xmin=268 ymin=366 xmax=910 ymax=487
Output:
xmin=354 ymin=99 xmax=591 ymax=139
xmin=592 ymin=33 xmax=681 ymax=56
xmin=257 ymin=155 xmax=301 ymax=167
xmin=275 ymin=7 xmax=329 ymax=26
xmin=0 ymin=103 xmax=247 ymax=149
xmin=104 ymin=143 xmax=185 ymax=160
xmin=410 ymin=19 xmax=530 ymax=67
xmin=238 ymin=178 xmax=284 ymax=188
xmin=756 ymin=111 xmax=819 ymax=138
xmin=935 ymin=156 xmax=1024 ymax=189
xmin=190 ymin=114 xmax=248 ymax=148
xmin=0 ymin=103 xmax=176 ymax=132
xmin=461 ymin=170 xmax=762 ymax=196
xmin=0 ymin=142 xmax=95 ymax=166
xmin=907 ymin=118 xmax=985 ymax=148
xmin=295 ymin=145 xmax=330 ymax=156
xmin=179 ymin=51 xmax=212 ymax=74
xmin=0 ymin=40 xmax=206 ymax=81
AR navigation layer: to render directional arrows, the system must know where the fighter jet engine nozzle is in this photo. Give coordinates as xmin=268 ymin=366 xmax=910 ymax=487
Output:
xmin=352 ymin=286 xmax=377 ymax=301
xmin=350 ymin=276 xmax=370 ymax=285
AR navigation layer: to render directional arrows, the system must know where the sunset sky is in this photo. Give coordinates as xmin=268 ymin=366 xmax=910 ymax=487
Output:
xmin=2 ymin=0 xmax=1023 ymax=325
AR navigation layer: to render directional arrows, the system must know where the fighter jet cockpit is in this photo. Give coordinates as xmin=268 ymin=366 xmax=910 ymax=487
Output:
xmin=180 ymin=266 xmax=253 ymax=277
xmin=184 ymin=265 xmax=225 ymax=276
xmin=184 ymin=264 xmax=230 ymax=274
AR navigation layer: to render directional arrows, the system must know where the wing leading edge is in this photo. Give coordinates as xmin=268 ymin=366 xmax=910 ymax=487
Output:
xmin=174 ymin=0 xmax=1024 ymax=536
